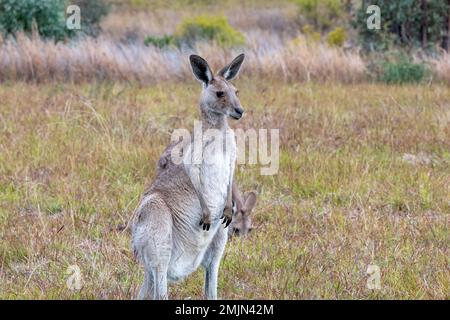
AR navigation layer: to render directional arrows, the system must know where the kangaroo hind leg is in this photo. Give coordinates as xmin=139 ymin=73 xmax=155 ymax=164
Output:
xmin=132 ymin=194 xmax=172 ymax=300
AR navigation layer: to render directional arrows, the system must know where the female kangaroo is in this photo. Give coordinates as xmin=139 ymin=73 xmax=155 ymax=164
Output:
xmin=132 ymin=54 xmax=245 ymax=299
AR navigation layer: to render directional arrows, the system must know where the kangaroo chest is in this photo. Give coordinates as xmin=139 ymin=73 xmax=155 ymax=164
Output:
xmin=185 ymin=128 xmax=236 ymax=216
xmin=168 ymin=129 xmax=236 ymax=280
xmin=202 ymin=134 xmax=235 ymax=212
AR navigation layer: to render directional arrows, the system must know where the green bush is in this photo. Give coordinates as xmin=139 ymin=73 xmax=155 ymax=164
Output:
xmin=292 ymin=0 xmax=342 ymax=31
xmin=326 ymin=26 xmax=346 ymax=47
xmin=380 ymin=58 xmax=427 ymax=84
xmin=174 ymin=15 xmax=245 ymax=48
xmin=301 ymin=24 xmax=321 ymax=42
xmin=353 ymin=0 xmax=450 ymax=52
xmin=0 ymin=0 xmax=69 ymax=41
xmin=144 ymin=34 xmax=175 ymax=48
xmin=0 ymin=0 xmax=109 ymax=40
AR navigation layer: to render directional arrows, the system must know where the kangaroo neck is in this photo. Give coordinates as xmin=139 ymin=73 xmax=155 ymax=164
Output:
xmin=200 ymin=105 xmax=228 ymax=131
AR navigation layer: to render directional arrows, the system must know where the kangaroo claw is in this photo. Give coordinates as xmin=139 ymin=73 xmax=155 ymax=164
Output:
xmin=200 ymin=217 xmax=211 ymax=231
xmin=221 ymin=215 xmax=232 ymax=228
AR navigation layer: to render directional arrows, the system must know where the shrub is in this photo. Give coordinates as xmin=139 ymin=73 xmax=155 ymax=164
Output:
xmin=326 ymin=27 xmax=346 ymax=47
xmin=144 ymin=34 xmax=175 ymax=48
xmin=0 ymin=0 xmax=69 ymax=41
xmin=301 ymin=24 xmax=321 ymax=42
xmin=0 ymin=0 xmax=109 ymax=40
xmin=379 ymin=57 xmax=427 ymax=84
xmin=292 ymin=0 xmax=343 ymax=31
xmin=353 ymin=0 xmax=450 ymax=52
xmin=174 ymin=15 xmax=245 ymax=48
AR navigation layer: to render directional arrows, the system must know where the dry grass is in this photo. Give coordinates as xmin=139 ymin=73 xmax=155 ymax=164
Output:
xmin=0 ymin=30 xmax=366 ymax=84
xmin=2 ymin=4 xmax=450 ymax=85
xmin=101 ymin=7 xmax=297 ymax=40
xmin=0 ymin=81 xmax=449 ymax=299
xmin=427 ymin=52 xmax=450 ymax=84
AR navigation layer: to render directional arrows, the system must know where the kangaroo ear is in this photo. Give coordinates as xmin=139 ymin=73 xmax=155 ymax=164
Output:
xmin=243 ymin=191 xmax=257 ymax=213
xmin=218 ymin=53 xmax=245 ymax=81
xmin=189 ymin=55 xmax=213 ymax=85
xmin=233 ymin=183 xmax=244 ymax=213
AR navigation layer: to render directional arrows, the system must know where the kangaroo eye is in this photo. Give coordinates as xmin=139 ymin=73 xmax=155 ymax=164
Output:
xmin=216 ymin=91 xmax=224 ymax=98
xmin=235 ymin=90 xmax=239 ymax=96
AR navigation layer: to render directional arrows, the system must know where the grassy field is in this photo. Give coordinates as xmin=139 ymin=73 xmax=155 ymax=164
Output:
xmin=0 ymin=80 xmax=448 ymax=299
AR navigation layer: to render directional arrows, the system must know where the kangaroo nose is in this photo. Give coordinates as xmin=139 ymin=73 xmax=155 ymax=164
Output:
xmin=234 ymin=107 xmax=244 ymax=115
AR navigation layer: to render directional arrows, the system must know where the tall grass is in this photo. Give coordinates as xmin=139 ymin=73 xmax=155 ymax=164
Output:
xmin=426 ymin=52 xmax=450 ymax=84
xmin=100 ymin=7 xmax=298 ymax=40
xmin=0 ymin=31 xmax=366 ymax=84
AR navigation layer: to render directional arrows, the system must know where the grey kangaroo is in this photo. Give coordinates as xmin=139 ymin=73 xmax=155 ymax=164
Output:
xmin=131 ymin=54 xmax=245 ymax=300
xmin=228 ymin=183 xmax=257 ymax=238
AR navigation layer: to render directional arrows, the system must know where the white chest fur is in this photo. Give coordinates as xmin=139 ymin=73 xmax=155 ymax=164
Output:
xmin=169 ymin=128 xmax=236 ymax=280
xmin=184 ymin=127 xmax=236 ymax=217
xmin=203 ymin=129 xmax=236 ymax=214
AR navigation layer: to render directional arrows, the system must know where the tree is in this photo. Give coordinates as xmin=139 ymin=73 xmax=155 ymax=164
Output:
xmin=353 ymin=0 xmax=450 ymax=52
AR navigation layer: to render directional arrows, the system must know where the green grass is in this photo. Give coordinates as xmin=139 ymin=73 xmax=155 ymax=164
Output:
xmin=0 ymin=81 xmax=449 ymax=299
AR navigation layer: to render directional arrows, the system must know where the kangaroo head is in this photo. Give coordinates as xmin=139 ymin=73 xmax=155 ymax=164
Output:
xmin=189 ymin=54 xmax=245 ymax=121
xmin=231 ymin=191 xmax=257 ymax=237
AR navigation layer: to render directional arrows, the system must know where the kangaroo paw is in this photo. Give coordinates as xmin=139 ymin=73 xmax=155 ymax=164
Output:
xmin=199 ymin=216 xmax=211 ymax=231
xmin=221 ymin=212 xmax=232 ymax=228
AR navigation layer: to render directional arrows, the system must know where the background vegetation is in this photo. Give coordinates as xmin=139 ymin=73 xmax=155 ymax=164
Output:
xmin=0 ymin=0 xmax=109 ymax=39
xmin=1 ymin=0 xmax=450 ymax=84
xmin=354 ymin=0 xmax=450 ymax=52
xmin=0 ymin=0 xmax=70 ymax=40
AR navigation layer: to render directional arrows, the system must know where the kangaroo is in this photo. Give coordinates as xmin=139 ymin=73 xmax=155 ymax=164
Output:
xmin=131 ymin=54 xmax=245 ymax=300
xmin=229 ymin=183 xmax=257 ymax=238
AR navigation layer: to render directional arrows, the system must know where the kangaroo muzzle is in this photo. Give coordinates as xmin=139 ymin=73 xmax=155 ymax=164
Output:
xmin=231 ymin=106 xmax=244 ymax=119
